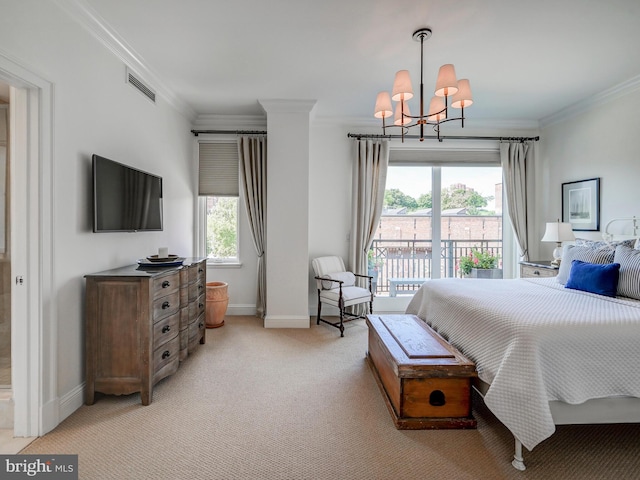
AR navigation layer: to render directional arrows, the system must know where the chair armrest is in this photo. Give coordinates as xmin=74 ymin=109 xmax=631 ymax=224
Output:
xmin=314 ymin=275 xmax=344 ymax=284
xmin=314 ymin=275 xmax=344 ymax=292
xmin=353 ymin=273 xmax=373 ymax=293
xmin=354 ymin=273 xmax=373 ymax=280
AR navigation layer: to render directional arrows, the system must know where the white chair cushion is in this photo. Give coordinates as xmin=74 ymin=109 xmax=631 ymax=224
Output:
xmin=320 ymin=271 xmax=356 ymax=290
xmin=319 ymin=286 xmax=371 ymax=307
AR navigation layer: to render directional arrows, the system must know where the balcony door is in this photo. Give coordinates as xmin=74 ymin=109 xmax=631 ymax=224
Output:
xmin=371 ymin=164 xmax=504 ymax=297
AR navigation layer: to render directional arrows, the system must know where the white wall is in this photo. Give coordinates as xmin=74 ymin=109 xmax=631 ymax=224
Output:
xmin=0 ymin=0 xmax=196 ymax=426
xmin=538 ymin=86 xmax=640 ymax=258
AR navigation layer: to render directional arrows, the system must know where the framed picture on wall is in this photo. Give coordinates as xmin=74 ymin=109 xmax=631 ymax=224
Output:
xmin=562 ymin=177 xmax=600 ymax=231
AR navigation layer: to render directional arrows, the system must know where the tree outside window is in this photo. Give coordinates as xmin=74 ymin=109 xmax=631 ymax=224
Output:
xmin=205 ymin=196 xmax=238 ymax=260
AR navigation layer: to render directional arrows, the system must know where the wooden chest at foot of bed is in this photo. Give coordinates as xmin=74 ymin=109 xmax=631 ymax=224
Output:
xmin=366 ymin=314 xmax=477 ymax=429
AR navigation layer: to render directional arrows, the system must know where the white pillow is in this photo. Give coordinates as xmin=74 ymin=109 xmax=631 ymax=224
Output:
xmin=575 ymin=238 xmax=635 ymax=250
xmin=321 ymin=271 xmax=356 ymax=290
xmin=556 ymin=244 xmax=615 ymax=285
xmin=614 ymin=245 xmax=640 ymax=300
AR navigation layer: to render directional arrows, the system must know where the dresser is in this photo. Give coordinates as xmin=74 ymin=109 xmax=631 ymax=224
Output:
xmin=85 ymin=258 xmax=206 ymax=405
xmin=519 ymin=260 xmax=559 ymax=278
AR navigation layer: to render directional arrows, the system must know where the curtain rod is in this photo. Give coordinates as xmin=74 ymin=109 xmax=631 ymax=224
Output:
xmin=191 ymin=129 xmax=267 ymax=137
xmin=347 ymin=133 xmax=540 ymax=142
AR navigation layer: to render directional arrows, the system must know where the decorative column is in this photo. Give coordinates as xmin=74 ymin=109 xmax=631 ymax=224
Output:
xmin=259 ymin=99 xmax=317 ymax=328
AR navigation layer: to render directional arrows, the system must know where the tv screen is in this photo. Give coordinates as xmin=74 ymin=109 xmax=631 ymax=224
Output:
xmin=92 ymin=154 xmax=163 ymax=232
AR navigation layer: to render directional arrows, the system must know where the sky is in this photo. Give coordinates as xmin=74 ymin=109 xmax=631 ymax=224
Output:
xmin=385 ymin=166 xmax=502 ymax=207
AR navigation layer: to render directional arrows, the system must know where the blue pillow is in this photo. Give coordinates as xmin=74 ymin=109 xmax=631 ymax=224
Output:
xmin=565 ymin=260 xmax=620 ymax=297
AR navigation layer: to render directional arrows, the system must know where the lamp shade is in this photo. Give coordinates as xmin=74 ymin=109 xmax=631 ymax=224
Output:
xmin=435 ymin=64 xmax=458 ymax=97
xmin=427 ymin=96 xmax=446 ymax=122
xmin=394 ymin=101 xmax=412 ymax=126
xmin=374 ymin=91 xmax=393 ymax=119
xmin=541 ymin=222 xmax=575 ymax=243
xmin=391 ymin=70 xmax=414 ymax=102
xmin=451 ymin=79 xmax=473 ymax=109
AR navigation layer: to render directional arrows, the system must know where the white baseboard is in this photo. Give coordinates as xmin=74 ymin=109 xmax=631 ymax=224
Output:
xmin=263 ymin=315 xmax=310 ymax=329
xmin=227 ymin=303 xmax=257 ymax=316
xmin=0 ymin=390 xmax=13 ymax=429
xmin=58 ymin=383 xmax=84 ymax=426
xmin=41 ymin=395 xmax=60 ymax=435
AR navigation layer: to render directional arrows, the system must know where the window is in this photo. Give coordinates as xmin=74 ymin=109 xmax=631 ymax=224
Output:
xmin=204 ymin=196 xmax=239 ymax=262
xmin=198 ymin=142 xmax=240 ymax=264
xmin=371 ymin=164 xmax=503 ymax=296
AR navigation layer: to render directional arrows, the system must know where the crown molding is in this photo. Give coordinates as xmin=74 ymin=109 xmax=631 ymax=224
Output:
xmin=540 ymin=74 xmax=640 ymax=128
xmin=193 ymin=114 xmax=266 ymax=130
xmin=258 ymin=99 xmax=317 ymax=115
xmin=54 ymin=0 xmax=197 ymax=121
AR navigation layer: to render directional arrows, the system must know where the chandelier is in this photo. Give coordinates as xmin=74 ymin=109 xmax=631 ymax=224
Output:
xmin=374 ymin=28 xmax=473 ymax=141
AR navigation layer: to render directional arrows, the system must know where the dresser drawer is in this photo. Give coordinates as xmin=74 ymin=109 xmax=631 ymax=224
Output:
xmin=196 ymin=293 xmax=205 ymax=318
xmin=153 ymin=311 xmax=179 ymax=350
xmin=179 ymin=306 xmax=189 ymax=330
xmin=179 ymin=284 xmax=189 ymax=306
xmin=188 ymin=280 xmax=199 ymax=301
xmin=188 ymin=263 xmax=198 ymax=284
xmin=153 ymin=335 xmax=180 ymax=375
xmin=520 ymin=264 xmax=558 ymax=278
xmin=152 ymin=272 xmax=180 ymax=299
xmin=188 ymin=293 xmax=205 ymax=323
xmin=188 ymin=313 xmax=205 ymax=353
xmin=153 ymin=290 xmax=180 ymax=320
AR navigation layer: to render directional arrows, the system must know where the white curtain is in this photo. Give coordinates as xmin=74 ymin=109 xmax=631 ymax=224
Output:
xmin=238 ymin=136 xmax=267 ymax=317
xmin=501 ymin=141 xmax=535 ymax=261
xmin=349 ymin=139 xmax=389 ymax=279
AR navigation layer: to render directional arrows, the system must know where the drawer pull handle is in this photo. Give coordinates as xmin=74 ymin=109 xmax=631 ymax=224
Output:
xmin=429 ymin=390 xmax=446 ymax=407
xmin=199 ymin=322 xmax=204 ymax=328
xmin=162 ymin=325 xmax=171 ymax=333
xmin=198 ymin=268 xmax=204 ymax=273
xmin=162 ymin=301 xmax=171 ymax=309
xmin=534 ymin=270 xmax=540 ymax=276
xmin=199 ymin=303 xmax=204 ymax=309
xmin=162 ymin=280 xmax=171 ymax=288
xmin=162 ymin=350 xmax=170 ymax=359
xmin=198 ymin=284 xmax=203 ymax=290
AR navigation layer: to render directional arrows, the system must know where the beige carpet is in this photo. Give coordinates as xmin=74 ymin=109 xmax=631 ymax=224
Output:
xmin=21 ymin=316 xmax=640 ymax=479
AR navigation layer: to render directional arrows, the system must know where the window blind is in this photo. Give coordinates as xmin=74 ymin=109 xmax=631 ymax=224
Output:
xmin=389 ymin=146 xmax=500 ymax=166
xmin=198 ymin=142 xmax=239 ymax=196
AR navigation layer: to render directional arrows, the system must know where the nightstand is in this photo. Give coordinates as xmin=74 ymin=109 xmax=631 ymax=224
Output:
xmin=519 ymin=260 xmax=559 ymax=278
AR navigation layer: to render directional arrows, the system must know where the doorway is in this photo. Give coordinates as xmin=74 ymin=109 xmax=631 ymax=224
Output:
xmin=0 ymin=53 xmax=55 ymax=440
xmin=0 ymin=88 xmax=10 ymax=428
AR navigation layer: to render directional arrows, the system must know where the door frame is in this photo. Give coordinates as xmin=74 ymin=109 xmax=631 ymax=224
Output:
xmin=0 ymin=52 xmax=55 ymax=437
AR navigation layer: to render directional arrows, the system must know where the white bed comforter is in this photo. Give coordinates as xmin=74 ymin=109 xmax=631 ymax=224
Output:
xmin=405 ymin=277 xmax=640 ymax=451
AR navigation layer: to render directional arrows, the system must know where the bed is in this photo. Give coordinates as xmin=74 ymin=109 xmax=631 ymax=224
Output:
xmin=405 ymin=233 xmax=640 ymax=470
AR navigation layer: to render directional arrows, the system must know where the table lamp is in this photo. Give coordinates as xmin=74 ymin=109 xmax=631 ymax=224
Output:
xmin=541 ymin=220 xmax=575 ymax=266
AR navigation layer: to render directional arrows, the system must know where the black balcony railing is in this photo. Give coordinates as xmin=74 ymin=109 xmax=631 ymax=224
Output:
xmin=368 ymin=238 xmax=502 ymax=296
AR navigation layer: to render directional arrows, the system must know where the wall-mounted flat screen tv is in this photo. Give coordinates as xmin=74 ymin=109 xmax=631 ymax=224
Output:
xmin=92 ymin=154 xmax=163 ymax=232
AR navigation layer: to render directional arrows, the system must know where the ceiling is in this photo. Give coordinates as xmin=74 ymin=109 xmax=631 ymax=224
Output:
xmin=82 ymin=0 xmax=640 ymax=125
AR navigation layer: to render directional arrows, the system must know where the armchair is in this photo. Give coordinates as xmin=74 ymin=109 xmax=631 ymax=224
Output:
xmin=311 ymin=256 xmax=373 ymax=337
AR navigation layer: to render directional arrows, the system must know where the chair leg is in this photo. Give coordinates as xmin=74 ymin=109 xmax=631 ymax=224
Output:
xmin=317 ymin=295 xmax=322 ymax=326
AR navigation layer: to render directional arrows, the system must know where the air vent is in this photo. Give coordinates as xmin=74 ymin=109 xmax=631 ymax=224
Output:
xmin=126 ymin=67 xmax=156 ymax=103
